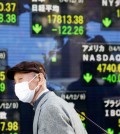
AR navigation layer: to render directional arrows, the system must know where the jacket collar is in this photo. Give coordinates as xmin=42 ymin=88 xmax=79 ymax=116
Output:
xmin=33 ymin=91 xmax=49 ymax=111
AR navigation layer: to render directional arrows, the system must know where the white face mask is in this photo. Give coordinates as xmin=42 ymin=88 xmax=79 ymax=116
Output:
xmin=15 ymin=74 xmax=39 ymax=103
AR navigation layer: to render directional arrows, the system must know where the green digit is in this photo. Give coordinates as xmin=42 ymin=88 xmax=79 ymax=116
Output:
xmin=0 ymin=82 xmax=5 ymax=92
xmin=11 ymin=14 xmax=16 ymax=23
xmin=79 ymin=26 xmax=84 ymax=35
xmin=67 ymin=26 xmax=72 ymax=35
xmin=6 ymin=14 xmax=11 ymax=23
xmin=118 ymin=74 xmax=120 ymax=82
xmin=0 ymin=13 xmax=4 ymax=23
xmin=58 ymin=26 xmax=61 ymax=35
xmin=62 ymin=26 xmax=67 ymax=35
xmin=74 ymin=26 xmax=79 ymax=35
xmin=106 ymin=74 xmax=112 ymax=83
xmin=112 ymin=74 xmax=116 ymax=83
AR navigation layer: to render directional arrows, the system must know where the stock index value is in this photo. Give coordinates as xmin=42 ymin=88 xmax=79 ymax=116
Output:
xmin=82 ymin=44 xmax=120 ymax=86
xmin=0 ymin=0 xmax=18 ymax=25
xmin=31 ymin=0 xmax=85 ymax=36
xmin=0 ymin=100 xmax=20 ymax=134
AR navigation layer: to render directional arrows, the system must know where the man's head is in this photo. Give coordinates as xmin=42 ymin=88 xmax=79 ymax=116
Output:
xmin=6 ymin=61 xmax=47 ymax=103
xmin=7 ymin=61 xmax=46 ymax=80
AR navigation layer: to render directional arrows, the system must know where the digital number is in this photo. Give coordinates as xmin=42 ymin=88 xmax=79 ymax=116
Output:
xmin=0 ymin=71 xmax=5 ymax=81
xmin=118 ymin=118 xmax=120 ymax=127
xmin=97 ymin=64 xmax=120 ymax=73
xmin=58 ymin=25 xmax=84 ymax=35
xmin=0 ymin=122 xmax=5 ymax=131
xmin=0 ymin=82 xmax=6 ymax=92
xmin=64 ymin=15 xmax=72 ymax=24
xmin=0 ymin=121 xmax=19 ymax=131
xmin=0 ymin=2 xmax=16 ymax=12
xmin=78 ymin=112 xmax=86 ymax=128
xmin=106 ymin=74 xmax=117 ymax=83
xmin=0 ymin=13 xmax=3 ymax=23
xmin=79 ymin=112 xmax=86 ymax=121
xmin=6 ymin=14 xmax=16 ymax=23
xmin=117 ymin=9 xmax=120 ymax=18
xmin=103 ymin=74 xmax=120 ymax=83
xmin=48 ymin=15 xmax=84 ymax=24
xmin=7 ymin=122 xmax=18 ymax=131
xmin=73 ymin=15 xmax=83 ymax=24
xmin=0 ymin=13 xmax=17 ymax=24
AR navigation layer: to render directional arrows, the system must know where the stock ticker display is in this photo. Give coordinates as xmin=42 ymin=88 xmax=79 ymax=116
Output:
xmin=0 ymin=50 xmax=20 ymax=134
xmin=0 ymin=0 xmax=120 ymax=134
xmin=103 ymin=97 xmax=120 ymax=134
xmin=0 ymin=100 xmax=20 ymax=134
xmin=31 ymin=0 xmax=85 ymax=36
xmin=82 ymin=44 xmax=120 ymax=85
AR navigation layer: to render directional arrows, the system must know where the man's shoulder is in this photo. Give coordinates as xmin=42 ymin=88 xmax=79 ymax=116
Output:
xmin=41 ymin=91 xmax=69 ymax=111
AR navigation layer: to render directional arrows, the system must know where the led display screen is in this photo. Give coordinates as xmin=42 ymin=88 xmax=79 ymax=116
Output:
xmin=0 ymin=0 xmax=120 ymax=134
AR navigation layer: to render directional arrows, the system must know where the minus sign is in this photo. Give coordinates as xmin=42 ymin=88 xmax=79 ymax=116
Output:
xmin=102 ymin=77 xmax=106 ymax=80
xmin=52 ymin=28 xmax=58 ymax=31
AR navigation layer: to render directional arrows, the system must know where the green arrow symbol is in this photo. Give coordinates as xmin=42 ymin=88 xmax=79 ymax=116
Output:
xmin=102 ymin=18 xmax=112 ymax=28
xmin=83 ymin=73 xmax=93 ymax=83
xmin=107 ymin=128 xmax=114 ymax=134
xmin=32 ymin=24 xmax=42 ymax=34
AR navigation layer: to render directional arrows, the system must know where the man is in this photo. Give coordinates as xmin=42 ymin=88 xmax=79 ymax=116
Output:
xmin=7 ymin=61 xmax=88 ymax=134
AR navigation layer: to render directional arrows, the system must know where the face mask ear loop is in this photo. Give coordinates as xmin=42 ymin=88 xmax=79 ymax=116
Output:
xmin=28 ymin=73 xmax=40 ymax=84
xmin=34 ymin=84 xmax=40 ymax=92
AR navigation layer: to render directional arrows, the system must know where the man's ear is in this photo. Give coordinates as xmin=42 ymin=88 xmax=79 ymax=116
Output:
xmin=38 ymin=73 xmax=44 ymax=85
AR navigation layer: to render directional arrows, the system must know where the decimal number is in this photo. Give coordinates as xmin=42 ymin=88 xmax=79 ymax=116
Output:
xmin=103 ymin=74 xmax=120 ymax=83
xmin=0 ymin=2 xmax=16 ymax=12
xmin=48 ymin=15 xmax=84 ymax=25
xmin=57 ymin=25 xmax=84 ymax=35
xmin=0 ymin=121 xmax=19 ymax=132
xmin=97 ymin=63 xmax=120 ymax=73
xmin=0 ymin=13 xmax=16 ymax=24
